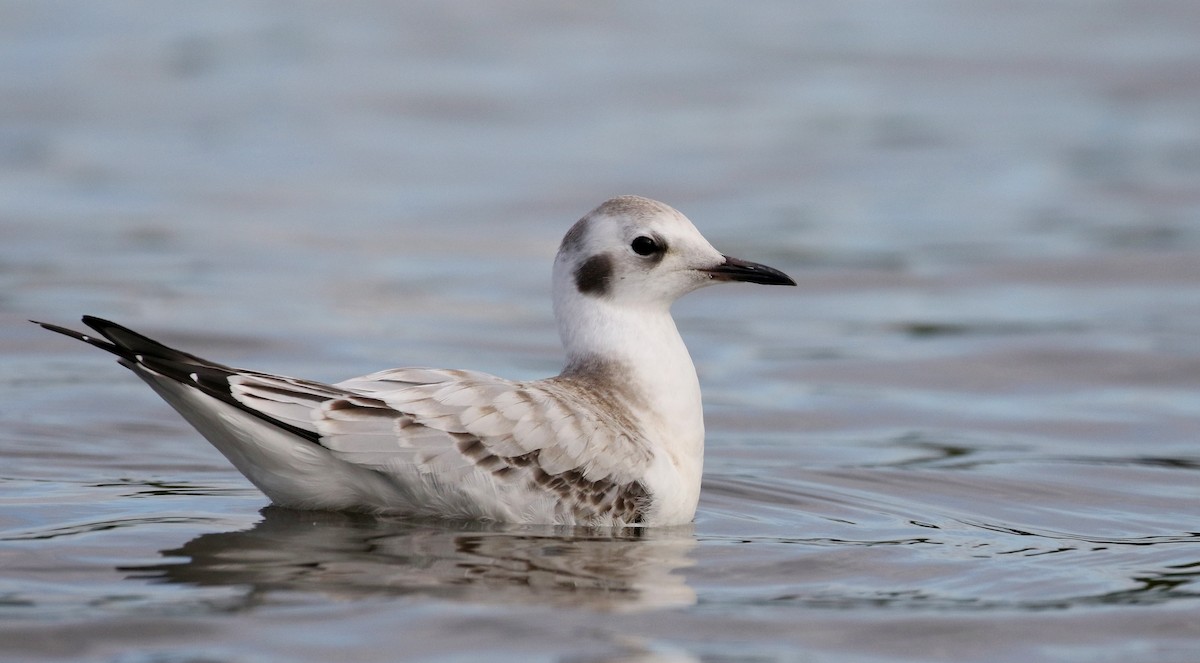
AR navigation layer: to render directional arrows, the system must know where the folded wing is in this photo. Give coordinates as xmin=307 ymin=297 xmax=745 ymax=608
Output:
xmin=239 ymin=367 xmax=656 ymax=524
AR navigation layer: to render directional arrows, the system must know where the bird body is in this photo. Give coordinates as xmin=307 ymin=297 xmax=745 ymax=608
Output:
xmin=37 ymin=196 xmax=794 ymax=526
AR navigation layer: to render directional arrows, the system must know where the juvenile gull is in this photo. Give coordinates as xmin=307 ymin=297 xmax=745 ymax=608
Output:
xmin=35 ymin=196 xmax=794 ymax=527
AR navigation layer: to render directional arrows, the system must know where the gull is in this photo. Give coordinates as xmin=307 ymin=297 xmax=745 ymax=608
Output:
xmin=35 ymin=196 xmax=794 ymax=527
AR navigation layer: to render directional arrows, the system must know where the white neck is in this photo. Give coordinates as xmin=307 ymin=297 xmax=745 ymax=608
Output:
xmin=553 ymin=290 xmax=706 ymax=519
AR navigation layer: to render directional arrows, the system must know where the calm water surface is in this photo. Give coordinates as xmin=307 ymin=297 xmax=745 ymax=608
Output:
xmin=2 ymin=3 xmax=1199 ymax=661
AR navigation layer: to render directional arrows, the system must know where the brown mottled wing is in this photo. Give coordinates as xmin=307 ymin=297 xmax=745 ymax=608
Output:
xmin=323 ymin=368 xmax=654 ymax=521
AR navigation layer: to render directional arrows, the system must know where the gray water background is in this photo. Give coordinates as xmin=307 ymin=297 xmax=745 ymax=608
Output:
xmin=2 ymin=2 xmax=1199 ymax=661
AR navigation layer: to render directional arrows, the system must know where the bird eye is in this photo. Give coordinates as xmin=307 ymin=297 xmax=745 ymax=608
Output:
xmin=631 ymin=236 xmax=662 ymax=256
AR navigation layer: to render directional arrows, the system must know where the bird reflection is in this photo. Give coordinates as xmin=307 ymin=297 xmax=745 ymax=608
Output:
xmin=124 ymin=507 xmax=697 ymax=612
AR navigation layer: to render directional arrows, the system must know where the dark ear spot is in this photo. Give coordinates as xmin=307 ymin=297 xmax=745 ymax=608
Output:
xmin=574 ymin=254 xmax=613 ymax=296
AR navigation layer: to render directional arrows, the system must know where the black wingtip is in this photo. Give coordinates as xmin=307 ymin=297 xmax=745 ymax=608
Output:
xmin=36 ymin=315 xmax=233 ymax=371
xmin=33 ymin=317 xmax=129 ymax=359
xmin=75 ymin=315 xmax=232 ymax=369
xmin=36 ymin=316 xmax=325 ymax=446
xmin=35 ymin=315 xmax=214 ymax=367
xmin=33 ymin=318 xmax=97 ymax=344
xmin=80 ymin=315 xmax=141 ymax=344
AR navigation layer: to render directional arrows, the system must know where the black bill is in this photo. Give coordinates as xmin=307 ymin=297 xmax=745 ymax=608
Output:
xmin=702 ymin=255 xmax=796 ymax=286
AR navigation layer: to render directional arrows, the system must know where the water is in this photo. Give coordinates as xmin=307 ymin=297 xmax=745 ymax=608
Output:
xmin=2 ymin=2 xmax=1199 ymax=661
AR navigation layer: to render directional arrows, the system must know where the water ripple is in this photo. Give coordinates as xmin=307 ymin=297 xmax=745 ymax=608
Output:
xmin=2 ymin=516 xmax=221 ymax=542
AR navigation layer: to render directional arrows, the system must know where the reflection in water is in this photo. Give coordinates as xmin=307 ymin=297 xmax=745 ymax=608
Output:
xmin=125 ymin=507 xmax=697 ymax=613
